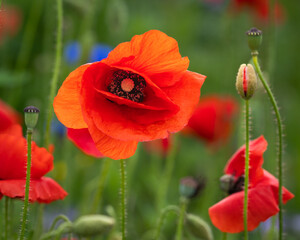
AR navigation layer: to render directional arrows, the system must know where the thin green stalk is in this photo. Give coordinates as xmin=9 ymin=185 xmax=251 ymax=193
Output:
xmin=154 ymin=205 xmax=180 ymax=240
xmin=32 ymin=204 xmax=44 ymax=240
xmin=44 ymin=0 xmax=63 ymax=148
xmin=243 ymin=100 xmax=250 ymax=240
xmin=252 ymin=55 xmax=283 ymax=240
xmin=90 ymin=158 xmax=111 ymax=213
xmin=49 ymin=215 xmax=71 ymax=231
xmin=222 ymin=232 xmax=227 ymax=240
xmin=19 ymin=130 xmax=32 ymax=240
xmin=120 ymin=159 xmax=127 ymax=240
xmin=175 ymin=198 xmax=188 ymax=240
xmin=4 ymin=197 xmax=9 ymax=240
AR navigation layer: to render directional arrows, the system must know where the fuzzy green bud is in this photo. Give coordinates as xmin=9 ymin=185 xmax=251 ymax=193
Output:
xmin=73 ymin=215 xmax=115 ymax=237
xmin=24 ymin=106 xmax=40 ymax=130
xmin=236 ymin=64 xmax=257 ymax=100
xmin=186 ymin=214 xmax=213 ymax=240
xmin=246 ymin=28 xmax=262 ymax=54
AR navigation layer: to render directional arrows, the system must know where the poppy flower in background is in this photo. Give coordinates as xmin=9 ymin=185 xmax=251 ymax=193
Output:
xmin=54 ymin=30 xmax=206 ymax=160
xmin=0 ymin=131 xmax=67 ymax=203
xmin=232 ymin=0 xmax=285 ymax=23
xmin=143 ymin=136 xmax=172 ymax=157
xmin=0 ymin=5 xmax=22 ymax=44
xmin=0 ymin=99 xmax=21 ymax=134
xmin=185 ymin=95 xmax=238 ymax=146
xmin=209 ymin=136 xmax=294 ymax=233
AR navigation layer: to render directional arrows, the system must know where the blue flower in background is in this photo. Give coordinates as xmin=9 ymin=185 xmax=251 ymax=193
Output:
xmin=89 ymin=44 xmax=112 ymax=62
xmin=64 ymin=41 xmax=81 ymax=65
xmin=51 ymin=117 xmax=66 ymax=138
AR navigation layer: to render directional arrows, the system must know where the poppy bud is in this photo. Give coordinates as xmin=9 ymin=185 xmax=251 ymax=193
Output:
xmin=72 ymin=215 xmax=115 ymax=237
xmin=186 ymin=214 xmax=213 ymax=240
xmin=246 ymin=28 xmax=262 ymax=54
xmin=24 ymin=106 xmax=40 ymax=130
xmin=179 ymin=176 xmax=205 ymax=199
xmin=219 ymin=174 xmax=235 ymax=193
xmin=236 ymin=64 xmax=257 ymax=100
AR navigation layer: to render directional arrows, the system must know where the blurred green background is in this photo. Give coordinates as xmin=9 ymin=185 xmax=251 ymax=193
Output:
xmin=0 ymin=0 xmax=299 ymax=239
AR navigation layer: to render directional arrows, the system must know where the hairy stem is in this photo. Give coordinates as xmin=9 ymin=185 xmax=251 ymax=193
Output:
xmin=19 ymin=129 xmax=32 ymax=240
xmin=175 ymin=198 xmax=188 ymax=240
xmin=252 ymin=55 xmax=283 ymax=240
xmin=120 ymin=159 xmax=127 ymax=240
xmin=4 ymin=197 xmax=9 ymax=240
xmin=243 ymin=100 xmax=250 ymax=240
xmin=44 ymin=0 xmax=63 ymax=148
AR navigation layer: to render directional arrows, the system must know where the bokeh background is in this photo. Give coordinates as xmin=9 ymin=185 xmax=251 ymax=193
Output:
xmin=0 ymin=0 xmax=299 ymax=239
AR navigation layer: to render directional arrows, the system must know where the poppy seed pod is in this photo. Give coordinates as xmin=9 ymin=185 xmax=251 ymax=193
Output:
xmin=186 ymin=214 xmax=213 ymax=240
xmin=236 ymin=64 xmax=257 ymax=100
xmin=220 ymin=174 xmax=235 ymax=193
xmin=179 ymin=176 xmax=205 ymax=199
xmin=72 ymin=215 xmax=115 ymax=237
xmin=246 ymin=28 xmax=262 ymax=54
xmin=24 ymin=106 xmax=40 ymax=130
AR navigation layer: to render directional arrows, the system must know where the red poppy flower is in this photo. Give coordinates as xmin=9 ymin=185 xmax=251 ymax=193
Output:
xmin=0 ymin=5 xmax=22 ymax=44
xmin=54 ymin=30 xmax=206 ymax=160
xmin=0 ymin=99 xmax=21 ymax=133
xmin=232 ymin=0 xmax=284 ymax=23
xmin=208 ymin=136 xmax=294 ymax=233
xmin=0 ymin=131 xmax=67 ymax=203
xmin=185 ymin=95 xmax=238 ymax=145
xmin=143 ymin=136 xmax=172 ymax=157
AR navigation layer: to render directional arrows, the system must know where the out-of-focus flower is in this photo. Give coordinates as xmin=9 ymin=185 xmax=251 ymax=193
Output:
xmin=232 ymin=0 xmax=285 ymax=23
xmin=89 ymin=44 xmax=112 ymax=62
xmin=64 ymin=41 xmax=82 ymax=65
xmin=180 ymin=176 xmax=205 ymax=199
xmin=143 ymin=136 xmax=171 ymax=157
xmin=0 ymin=5 xmax=22 ymax=44
xmin=209 ymin=136 xmax=294 ymax=233
xmin=185 ymin=95 xmax=238 ymax=146
xmin=51 ymin=117 xmax=67 ymax=138
xmin=54 ymin=30 xmax=206 ymax=160
xmin=0 ymin=99 xmax=21 ymax=134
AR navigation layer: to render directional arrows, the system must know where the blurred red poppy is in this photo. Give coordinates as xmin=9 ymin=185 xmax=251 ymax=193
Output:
xmin=0 ymin=99 xmax=21 ymax=133
xmin=54 ymin=30 xmax=206 ymax=160
xmin=143 ymin=136 xmax=172 ymax=157
xmin=0 ymin=132 xmax=67 ymax=203
xmin=0 ymin=5 xmax=22 ymax=44
xmin=233 ymin=0 xmax=284 ymax=23
xmin=209 ymin=136 xmax=294 ymax=233
xmin=185 ymin=95 xmax=238 ymax=146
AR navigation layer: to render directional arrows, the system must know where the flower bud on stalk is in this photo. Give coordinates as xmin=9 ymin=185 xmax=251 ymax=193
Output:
xmin=186 ymin=214 xmax=213 ymax=240
xmin=246 ymin=28 xmax=262 ymax=55
xmin=236 ymin=64 xmax=257 ymax=100
xmin=24 ymin=106 xmax=40 ymax=131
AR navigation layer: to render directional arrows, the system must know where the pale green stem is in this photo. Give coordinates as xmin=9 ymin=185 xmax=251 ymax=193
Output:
xmin=120 ymin=159 xmax=127 ymax=240
xmin=222 ymin=232 xmax=227 ymax=240
xmin=19 ymin=129 xmax=32 ymax=240
xmin=252 ymin=55 xmax=283 ymax=240
xmin=244 ymin=100 xmax=250 ymax=240
xmin=175 ymin=198 xmax=188 ymax=240
xmin=49 ymin=215 xmax=71 ymax=231
xmin=90 ymin=158 xmax=111 ymax=213
xmin=44 ymin=0 xmax=63 ymax=148
xmin=4 ymin=197 xmax=9 ymax=240
xmin=32 ymin=204 xmax=45 ymax=240
xmin=154 ymin=205 xmax=180 ymax=240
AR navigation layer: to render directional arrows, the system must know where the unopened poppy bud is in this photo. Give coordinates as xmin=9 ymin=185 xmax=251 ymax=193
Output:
xmin=246 ymin=28 xmax=262 ymax=54
xmin=186 ymin=214 xmax=213 ymax=240
xmin=73 ymin=215 xmax=115 ymax=237
xmin=24 ymin=106 xmax=40 ymax=130
xmin=179 ymin=176 xmax=205 ymax=199
xmin=236 ymin=64 xmax=257 ymax=100
xmin=220 ymin=174 xmax=235 ymax=193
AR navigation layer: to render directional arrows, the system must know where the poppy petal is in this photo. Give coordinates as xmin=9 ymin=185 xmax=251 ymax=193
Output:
xmin=209 ymin=185 xmax=279 ymax=233
xmin=85 ymin=118 xmax=138 ymax=160
xmin=67 ymin=128 xmax=103 ymax=158
xmin=53 ymin=64 xmax=90 ymax=129
xmin=104 ymin=30 xmax=190 ymax=87
xmin=0 ymin=177 xmax=67 ymax=203
xmin=0 ymin=99 xmax=21 ymax=132
xmin=225 ymin=136 xmax=267 ymax=184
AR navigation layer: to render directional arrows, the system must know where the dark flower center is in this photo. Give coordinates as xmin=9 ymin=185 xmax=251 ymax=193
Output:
xmin=108 ymin=70 xmax=146 ymax=103
xmin=228 ymin=175 xmax=245 ymax=195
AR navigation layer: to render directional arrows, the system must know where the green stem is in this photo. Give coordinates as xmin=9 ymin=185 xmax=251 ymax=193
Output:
xmin=49 ymin=215 xmax=71 ymax=231
xmin=4 ymin=197 xmax=9 ymax=240
xmin=154 ymin=205 xmax=180 ymax=240
xmin=222 ymin=232 xmax=227 ymax=240
xmin=44 ymin=0 xmax=63 ymax=148
xmin=175 ymin=198 xmax=188 ymax=240
xmin=19 ymin=130 xmax=32 ymax=240
xmin=243 ymin=100 xmax=250 ymax=240
xmin=32 ymin=204 xmax=45 ymax=240
xmin=120 ymin=159 xmax=127 ymax=240
xmin=90 ymin=158 xmax=111 ymax=213
xmin=252 ymin=55 xmax=283 ymax=240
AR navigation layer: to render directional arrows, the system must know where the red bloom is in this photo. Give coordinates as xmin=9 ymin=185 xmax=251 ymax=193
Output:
xmin=54 ymin=30 xmax=205 ymax=160
xmin=233 ymin=0 xmax=284 ymax=23
xmin=209 ymin=136 xmax=294 ymax=233
xmin=185 ymin=95 xmax=238 ymax=145
xmin=0 ymin=99 xmax=21 ymax=133
xmin=143 ymin=136 xmax=172 ymax=157
xmin=0 ymin=132 xmax=67 ymax=203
